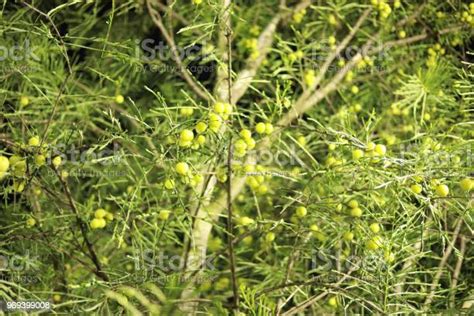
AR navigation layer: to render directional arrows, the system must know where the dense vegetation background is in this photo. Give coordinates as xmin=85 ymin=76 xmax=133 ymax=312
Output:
xmin=0 ymin=0 xmax=473 ymax=314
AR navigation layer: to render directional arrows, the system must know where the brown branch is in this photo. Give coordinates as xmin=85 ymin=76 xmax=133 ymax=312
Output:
xmin=54 ymin=167 xmax=109 ymax=282
xmin=280 ymin=267 xmax=357 ymax=315
xmin=146 ymin=0 xmax=212 ymax=102
xmin=450 ymin=235 xmax=466 ymax=308
xmin=424 ymin=217 xmax=464 ymax=308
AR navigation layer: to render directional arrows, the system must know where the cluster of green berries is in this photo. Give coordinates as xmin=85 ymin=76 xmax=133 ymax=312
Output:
xmin=90 ymin=208 xmax=114 ymax=229
xmin=426 ymin=44 xmax=446 ymax=67
xmin=241 ymin=38 xmax=259 ymax=59
xmin=459 ymin=3 xmax=474 ymax=26
xmin=409 ymin=177 xmax=472 ymax=197
xmin=292 ymin=9 xmax=307 ymax=24
xmin=371 ymin=0 xmax=396 ymax=19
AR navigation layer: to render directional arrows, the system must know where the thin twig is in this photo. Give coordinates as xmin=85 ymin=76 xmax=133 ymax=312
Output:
xmin=424 ymin=217 xmax=463 ymax=308
xmin=146 ymin=0 xmax=212 ymax=102
xmin=450 ymin=235 xmax=466 ymax=308
xmin=54 ymin=167 xmax=109 ymax=282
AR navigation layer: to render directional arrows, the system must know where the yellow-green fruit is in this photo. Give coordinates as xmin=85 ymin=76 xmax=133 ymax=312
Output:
xmin=238 ymin=216 xmax=255 ymax=226
xmin=26 ymin=217 xmax=36 ymax=227
xmin=258 ymin=184 xmax=268 ymax=195
xmin=265 ymin=232 xmax=276 ymax=242
xmin=243 ymin=235 xmax=253 ymax=245
xmin=192 ymin=0 xmax=203 ymax=4
xmin=175 ymin=162 xmax=189 ymax=175
xmin=350 ymin=207 xmax=362 ymax=217
xmin=304 ymin=70 xmax=316 ymax=86
xmin=296 ymin=206 xmax=307 ymax=218
xmin=352 ymin=149 xmax=364 ymax=160
xmin=297 ymin=136 xmax=306 ymax=146
xmin=158 ymin=210 xmax=171 ymax=220
xmin=328 ymin=296 xmax=337 ymax=307
xmin=435 ymin=184 xmax=449 ymax=197
xmin=195 ymin=122 xmax=208 ymax=134
xmin=90 ymin=218 xmax=106 ymax=229
xmin=0 ymin=156 xmax=10 ymax=172
xmin=351 ymin=85 xmax=359 ymax=94
xmin=366 ymin=236 xmax=383 ymax=250
xmin=255 ymin=122 xmax=266 ymax=134
xmin=180 ymin=107 xmax=194 ymax=116
xmin=240 ymin=129 xmax=252 ymax=140
xmin=52 ymin=156 xmax=62 ymax=168
xmin=213 ymin=102 xmax=225 ymax=114
xmin=53 ymin=294 xmax=61 ymax=303
xmin=374 ymin=144 xmax=387 ymax=156
xmin=20 ymin=96 xmax=30 ymax=106
xmin=180 ymin=129 xmax=194 ymax=142
xmin=459 ymin=178 xmax=473 ymax=192
xmin=28 ymin=136 xmax=40 ymax=147
xmin=384 ymin=251 xmax=395 ymax=263
xmin=343 ymin=231 xmax=354 ymax=241
xmin=348 ymin=200 xmax=358 ymax=209
xmin=35 ymin=154 xmax=46 ymax=166
xmin=410 ymin=184 xmax=422 ymax=194
xmin=164 ymin=179 xmax=175 ymax=190
xmin=369 ymin=223 xmax=381 ymax=234
xmin=265 ymin=123 xmax=274 ymax=134
xmin=115 ymin=94 xmax=125 ymax=104
xmin=215 ymin=277 xmax=230 ymax=291
xmin=105 ymin=212 xmax=114 ymax=221
xmin=234 ymin=139 xmax=247 ymax=152
xmin=245 ymin=137 xmax=256 ymax=150
xmin=209 ymin=113 xmax=222 ymax=131
xmin=310 ymin=224 xmax=319 ymax=232
xmin=13 ymin=180 xmax=25 ymax=192
xmin=196 ymin=135 xmax=206 ymax=145
xmin=95 ymin=208 xmax=107 ymax=219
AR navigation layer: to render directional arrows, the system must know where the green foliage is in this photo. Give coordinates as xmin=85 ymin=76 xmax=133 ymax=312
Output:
xmin=0 ymin=0 xmax=473 ymax=314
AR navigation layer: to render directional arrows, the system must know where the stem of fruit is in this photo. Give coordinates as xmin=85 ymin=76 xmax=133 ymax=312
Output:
xmin=54 ymin=167 xmax=109 ymax=282
xmin=424 ymin=217 xmax=463 ymax=308
xmin=224 ymin=3 xmax=240 ymax=309
xmin=450 ymin=235 xmax=466 ymax=308
xmin=146 ymin=0 xmax=212 ymax=102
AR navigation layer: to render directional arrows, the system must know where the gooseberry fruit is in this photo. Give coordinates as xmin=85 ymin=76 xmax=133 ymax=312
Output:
xmin=90 ymin=218 xmax=106 ymax=229
xmin=95 ymin=208 xmax=107 ymax=219
xmin=296 ymin=206 xmax=307 ymax=218
xmin=369 ymin=223 xmax=381 ymax=234
xmin=435 ymin=184 xmax=449 ymax=197
xmin=20 ymin=96 xmax=29 ymax=107
xmin=180 ymin=107 xmax=194 ymax=116
xmin=265 ymin=232 xmax=276 ymax=242
xmin=196 ymin=122 xmax=208 ymax=134
xmin=52 ymin=156 xmax=62 ymax=168
xmin=459 ymin=178 xmax=473 ymax=192
xmin=348 ymin=200 xmax=358 ymax=209
xmin=0 ymin=156 xmax=10 ymax=172
xmin=343 ymin=231 xmax=354 ymax=241
xmin=164 ymin=179 xmax=175 ymax=190
xmin=410 ymin=184 xmax=422 ymax=194
xmin=175 ymin=162 xmax=190 ymax=175
xmin=350 ymin=207 xmax=362 ymax=217
xmin=26 ymin=217 xmax=36 ymax=227
xmin=28 ymin=136 xmax=40 ymax=147
xmin=158 ymin=210 xmax=171 ymax=220
xmin=115 ymin=94 xmax=125 ymax=104
xmin=352 ymin=149 xmax=364 ymax=160
xmin=255 ymin=122 xmax=266 ymax=134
